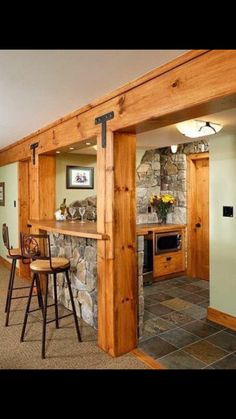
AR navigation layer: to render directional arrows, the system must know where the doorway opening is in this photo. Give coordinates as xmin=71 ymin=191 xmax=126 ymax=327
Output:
xmin=136 ymin=106 xmax=236 ymax=369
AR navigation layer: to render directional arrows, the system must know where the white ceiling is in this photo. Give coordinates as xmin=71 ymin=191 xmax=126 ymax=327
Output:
xmin=137 ymin=107 xmax=236 ymax=149
xmin=0 ymin=49 xmax=188 ymax=149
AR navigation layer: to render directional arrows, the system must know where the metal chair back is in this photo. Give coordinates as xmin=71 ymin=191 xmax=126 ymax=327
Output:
xmin=2 ymin=223 xmax=10 ymax=250
xmin=20 ymin=233 xmax=54 ymax=270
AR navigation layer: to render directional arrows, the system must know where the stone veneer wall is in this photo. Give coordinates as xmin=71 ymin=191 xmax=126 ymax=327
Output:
xmin=49 ymin=234 xmax=97 ymax=328
xmin=137 ymin=139 xmax=209 ymax=224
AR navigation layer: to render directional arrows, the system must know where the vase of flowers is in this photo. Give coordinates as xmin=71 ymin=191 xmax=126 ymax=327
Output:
xmin=149 ymin=193 xmax=176 ymax=224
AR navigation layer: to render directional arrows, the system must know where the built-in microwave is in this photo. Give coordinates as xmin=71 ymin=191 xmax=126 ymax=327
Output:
xmin=155 ymin=231 xmax=182 ymax=255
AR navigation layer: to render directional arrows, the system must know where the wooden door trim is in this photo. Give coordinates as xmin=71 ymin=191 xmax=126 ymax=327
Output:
xmin=187 ymin=153 xmax=209 ymax=278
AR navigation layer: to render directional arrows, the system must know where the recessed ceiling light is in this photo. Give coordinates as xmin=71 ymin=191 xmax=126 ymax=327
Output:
xmin=69 ymin=147 xmax=74 ymax=150
xmin=56 ymin=151 xmax=60 ymax=154
xmin=86 ymin=142 xmax=91 ymax=146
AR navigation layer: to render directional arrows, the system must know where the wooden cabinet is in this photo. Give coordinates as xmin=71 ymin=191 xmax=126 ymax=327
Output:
xmin=153 ymin=251 xmax=185 ymax=278
xmin=153 ymin=227 xmax=186 ymax=280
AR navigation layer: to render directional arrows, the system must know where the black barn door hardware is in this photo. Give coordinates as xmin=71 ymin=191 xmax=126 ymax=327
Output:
xmin=95 ymin=111 xmax=114 ymax=148
xmin=30 ymin=142 xmax=39 ymax=165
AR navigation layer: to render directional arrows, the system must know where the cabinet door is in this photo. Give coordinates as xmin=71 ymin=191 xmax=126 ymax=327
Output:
xmin=154 ymin=251 xmax=185 ymax=278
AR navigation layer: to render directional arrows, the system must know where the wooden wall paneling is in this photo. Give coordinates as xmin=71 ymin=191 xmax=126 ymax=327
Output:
xmin=18 ymin=160 xmax=30 ymax=279
xmin=97 ymin=131 xmax=137 ymax=357
xmin=2 ymin=51 xmax=236 ymax=167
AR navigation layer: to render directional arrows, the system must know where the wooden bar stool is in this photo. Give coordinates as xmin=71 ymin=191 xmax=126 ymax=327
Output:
xmin=20 ymin=233 xmax=82 ymax=359
xmin=1 ymin=224 xmax=42 ymax=327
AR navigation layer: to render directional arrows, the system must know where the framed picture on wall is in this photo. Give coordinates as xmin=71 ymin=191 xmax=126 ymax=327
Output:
xmin=0 ymin=182 xmax=5 ymax=206
xmin=66 ymin=166 xmax=94 ymax=189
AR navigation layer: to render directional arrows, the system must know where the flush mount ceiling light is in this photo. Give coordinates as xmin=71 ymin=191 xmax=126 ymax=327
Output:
xmin=171 ymin=145 xmax=178 ymax=153
xmin=176 ymin=120 xmax=223 ymax=138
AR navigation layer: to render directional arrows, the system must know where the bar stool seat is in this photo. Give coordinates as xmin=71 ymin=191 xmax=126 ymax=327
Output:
xmin=30 ymin=257 xmax=70 ymax=273
xmin=7 ymin=248 xmax=22 ymax=258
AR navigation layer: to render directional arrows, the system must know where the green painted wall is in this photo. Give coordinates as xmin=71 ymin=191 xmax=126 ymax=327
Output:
xmin=210 ymin=135 xmax=236 ymax=316
xmin=0 ymin=163 xmax=19 ymax=261
xmin=56 ymin=153 xmax=97 ymax=208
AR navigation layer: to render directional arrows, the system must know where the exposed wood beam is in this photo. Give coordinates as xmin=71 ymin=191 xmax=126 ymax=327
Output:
xmin=0 ymin=50 xmax=213 ymax=166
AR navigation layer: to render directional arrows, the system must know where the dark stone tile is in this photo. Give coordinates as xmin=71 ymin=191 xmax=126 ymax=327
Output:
xmin=182 ymin=293 xmax=207 ymax=304
xmin=159 ymin=349 xmax=207 ymax=369
xmin=184 ymin=340 xmax=229 ymax=364
xmin=196 ymin=289 xmax=209 ymax=298
xmin=144 ymin=296 xmax=158 ymax=307
xmin=210 ymin=353 xmax=236 ymax=369
xmin=143 ymin=310 xmax=156 ymax=322
xmin=146 ymin=303 xmax=174 ymax=317
xmin=180 ymin=305 xmax=207 ymax=320
xmin=142 ymin=316 xmax=176 ymax=337
xmin=162 ymin=311 xmax=195 ymax=327
xmin=165 ymin=278 xmax=187 ymax=287
xmin=207 ymin=331 xmax=236 ymax=353
xmin=196 ymin=300 xmax=209 ymax=308
xmin=165 ymin=287 xmax=192 ymax=298
xmin=181 ymin=320 xmax=220 ymax=338
xmin=160 ymin=328 xmax=200 ymax=348
xmin=139 ymin=335 xmax=177 ymax=359
xmin=179 ymin=284 xmax=203 ymax=293
xmin=149 ymin=292 xmax=173 ymax=302
xmin=161 ymin=297 xmax=194 ymax=311
xmin=194 ymin=280 xmax=209 ymax=289
xmin=224 ymin=328 xmax=236 ymax=336
xmin=204 ymin=319 xmax=225 ymax=331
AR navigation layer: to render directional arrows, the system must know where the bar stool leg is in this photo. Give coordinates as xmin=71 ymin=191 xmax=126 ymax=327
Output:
xmin=20 ymin=274 xmax=36 ymax=341
xmin=35 ymin=274 xmax=44 ymax=314
xmin=53 ymin=273 xmax=59 ymax=329
xmin=5 ymin=258 xmax=16 ymax=326
xmin=65 ymin=270 xmax=82 ymax=342
xmin=42 ymin=274 xmax=49 ymax=359
xmin=5 ymin=259 xmax=14 ymax=313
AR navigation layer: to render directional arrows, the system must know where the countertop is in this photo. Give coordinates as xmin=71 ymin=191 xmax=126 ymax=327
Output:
xmin=136 ymin=223 xmax=186 ymax=236
xmin=28 ymin=220 xmax=108 ymax=240
xmin=29 ymin=220 xmax=186 ymax=240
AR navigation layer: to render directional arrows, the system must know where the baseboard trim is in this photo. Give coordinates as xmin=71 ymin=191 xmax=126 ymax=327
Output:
xmin=207 ymin=306 xmax=236 ymax=331
xmin=131 ymin=348 xmax=165 ymax=369
xmin=0 ymin=255 xmax=20 ymax=276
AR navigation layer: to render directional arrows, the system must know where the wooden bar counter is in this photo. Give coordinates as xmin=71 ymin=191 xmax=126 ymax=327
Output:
xmin=29 ymin=219 xmax=108 ymax=240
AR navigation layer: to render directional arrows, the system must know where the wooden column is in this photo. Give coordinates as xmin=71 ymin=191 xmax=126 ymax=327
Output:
xmin=18 ymin=160 xmax=30 ymax=278
xmin=29 ymin=154 xmax=56 ymax=226
xmin=97 ymin=131 xmax=137 ymax=357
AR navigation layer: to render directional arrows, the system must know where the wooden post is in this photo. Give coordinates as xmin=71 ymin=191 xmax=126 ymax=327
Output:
xmin=97 ymin=131 xmax=137 ymax=357
xmin=29 ymin=154 xmax=56 ymax=225
xmin=18 ymin=160 xmax=30 ymax=279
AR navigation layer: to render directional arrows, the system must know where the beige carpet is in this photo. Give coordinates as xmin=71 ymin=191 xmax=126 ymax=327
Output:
xmin=0 ymin=265 xmax=148 ymax=369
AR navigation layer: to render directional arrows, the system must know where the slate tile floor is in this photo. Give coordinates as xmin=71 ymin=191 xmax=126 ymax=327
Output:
xmin=139 ymin=276 xmax=236 ymax=369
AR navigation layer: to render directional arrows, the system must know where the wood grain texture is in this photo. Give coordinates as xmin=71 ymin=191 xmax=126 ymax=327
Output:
xmin=97 ymin=132 xmax=137 ymax=357
xmin=154 ymin=251 xmax=185 ymax=278
xmin=187 ymin=154 xmax=209 ymax=279
xmin=29 ymin=220 xmax=107 ymax=240
xmin=207 ymin=307 xmax=236 ymax=331
xmin=3 ymin=50 xmax=236 ymax=166
xmin=18 ymin=160 xmax=31 ymax=279
xmin=131 ymin=348 xmax=165 ymax=369
xmin=136 ymin=223 xmax=186 ymax=235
